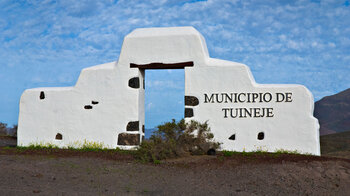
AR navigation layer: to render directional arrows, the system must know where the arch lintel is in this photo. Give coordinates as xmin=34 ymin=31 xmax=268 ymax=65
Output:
xmin=130 ymin=61 xmax=193 ymax=70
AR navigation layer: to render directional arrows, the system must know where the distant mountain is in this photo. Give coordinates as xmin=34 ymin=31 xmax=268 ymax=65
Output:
xmin=314 ymin=88 xmax=350 ymax=135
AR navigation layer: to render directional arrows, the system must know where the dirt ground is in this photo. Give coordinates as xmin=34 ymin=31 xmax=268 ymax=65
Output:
xmin=1 ymin=137 xmax=350 ymax=195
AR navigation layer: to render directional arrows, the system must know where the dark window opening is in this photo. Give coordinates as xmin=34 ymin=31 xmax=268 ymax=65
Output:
xmin=229 ymin=134 xmax=236 ymax=140
xmin=91 ymin=101 xmax=99 ymax=105
xmin=40 ymin=91 xmax=45 ymax=100
xmin=126 ymin=121 xmax=139 ymax=131
xmin=84 ymin=105 xmax=93 ymax=109
xmin=185 ymin=96 xmax=199 ymax=106
xmin=128 ymin=77 xmax=140 ymax=89
xmin=258 ymin=132 xmax=264 ymax=140
xmin=55 ymin=133 xmax=62 ymax=140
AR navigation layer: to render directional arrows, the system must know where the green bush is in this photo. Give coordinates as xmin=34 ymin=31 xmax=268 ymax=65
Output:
xmin=136 ymin=119 xmax=220 ymax=163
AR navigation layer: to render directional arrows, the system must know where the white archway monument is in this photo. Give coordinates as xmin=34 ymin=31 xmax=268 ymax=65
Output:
xmin=17 ymin=27 xmax=320 ymax=155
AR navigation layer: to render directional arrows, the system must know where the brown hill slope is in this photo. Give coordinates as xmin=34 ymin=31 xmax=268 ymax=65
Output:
xmin=320 ymin=130 xmax=350 ymax=159
xmin=314 ymin=88 xmax=350 ymax=135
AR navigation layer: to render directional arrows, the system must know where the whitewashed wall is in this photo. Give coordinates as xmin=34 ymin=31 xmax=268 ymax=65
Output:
xmin=17 ymin=27 xmax=320 ymax=155
xmin=185 ymin=59 xmax=320 ymax=155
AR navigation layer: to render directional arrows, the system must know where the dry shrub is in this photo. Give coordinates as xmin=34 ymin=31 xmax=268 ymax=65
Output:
xmin=0 ymin=122 xmax=17 ymax=137
xmin=136 ymin=119 xmax=220 ymax=163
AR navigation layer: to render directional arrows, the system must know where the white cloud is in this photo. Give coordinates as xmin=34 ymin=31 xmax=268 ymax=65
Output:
xmin=147 ymin=80 xmax=183 ymax=90
xmin=31 ymin=76 xmax=44 ymax=83
xmin=146 ymin=102 xmax=154 ymax=111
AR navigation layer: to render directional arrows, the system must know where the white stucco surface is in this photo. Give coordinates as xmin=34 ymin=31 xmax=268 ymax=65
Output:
xmin=18 ymin=26 xmax=320 ymax=155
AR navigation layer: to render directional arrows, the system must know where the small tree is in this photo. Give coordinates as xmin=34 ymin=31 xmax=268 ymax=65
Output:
xmin=0 ymin=122 xmax=7 ymax=136
xmin=8 ymin=124 xmax=17 ymax=137
xmin=136 ymin=119 xmax=220 ymax=162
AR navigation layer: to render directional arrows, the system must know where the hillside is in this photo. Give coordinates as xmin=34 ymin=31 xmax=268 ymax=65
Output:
xmin=320 ymin=130 xmax=350 ymax=159
xmin=314 ymin=88 xmax=350 ymax=135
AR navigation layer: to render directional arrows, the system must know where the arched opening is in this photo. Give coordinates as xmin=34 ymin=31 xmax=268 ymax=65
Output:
xmin=257 ymin=132 xmax=264 ymax=140
xmin=40 ymin=91 xmax=45 ymax=100
xmin=55 ymin=133 xmax=62 ymax=140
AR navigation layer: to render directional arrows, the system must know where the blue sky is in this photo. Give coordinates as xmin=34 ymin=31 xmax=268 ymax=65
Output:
xmin=0 ymin=0 xmax=349 ymax=128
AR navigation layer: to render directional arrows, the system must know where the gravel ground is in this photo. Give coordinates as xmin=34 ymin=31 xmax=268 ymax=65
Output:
xmin=0 ymin=153 xmax=350 ymax=195
xmin=0 ymin=137 xmax=350 ymax=195
xmin=0 ymin=136 xmax=16 ymax=147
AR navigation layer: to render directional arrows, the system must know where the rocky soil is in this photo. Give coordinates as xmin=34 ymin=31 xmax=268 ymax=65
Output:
xmin=0 ymin=143 xmax=350 ymax=195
